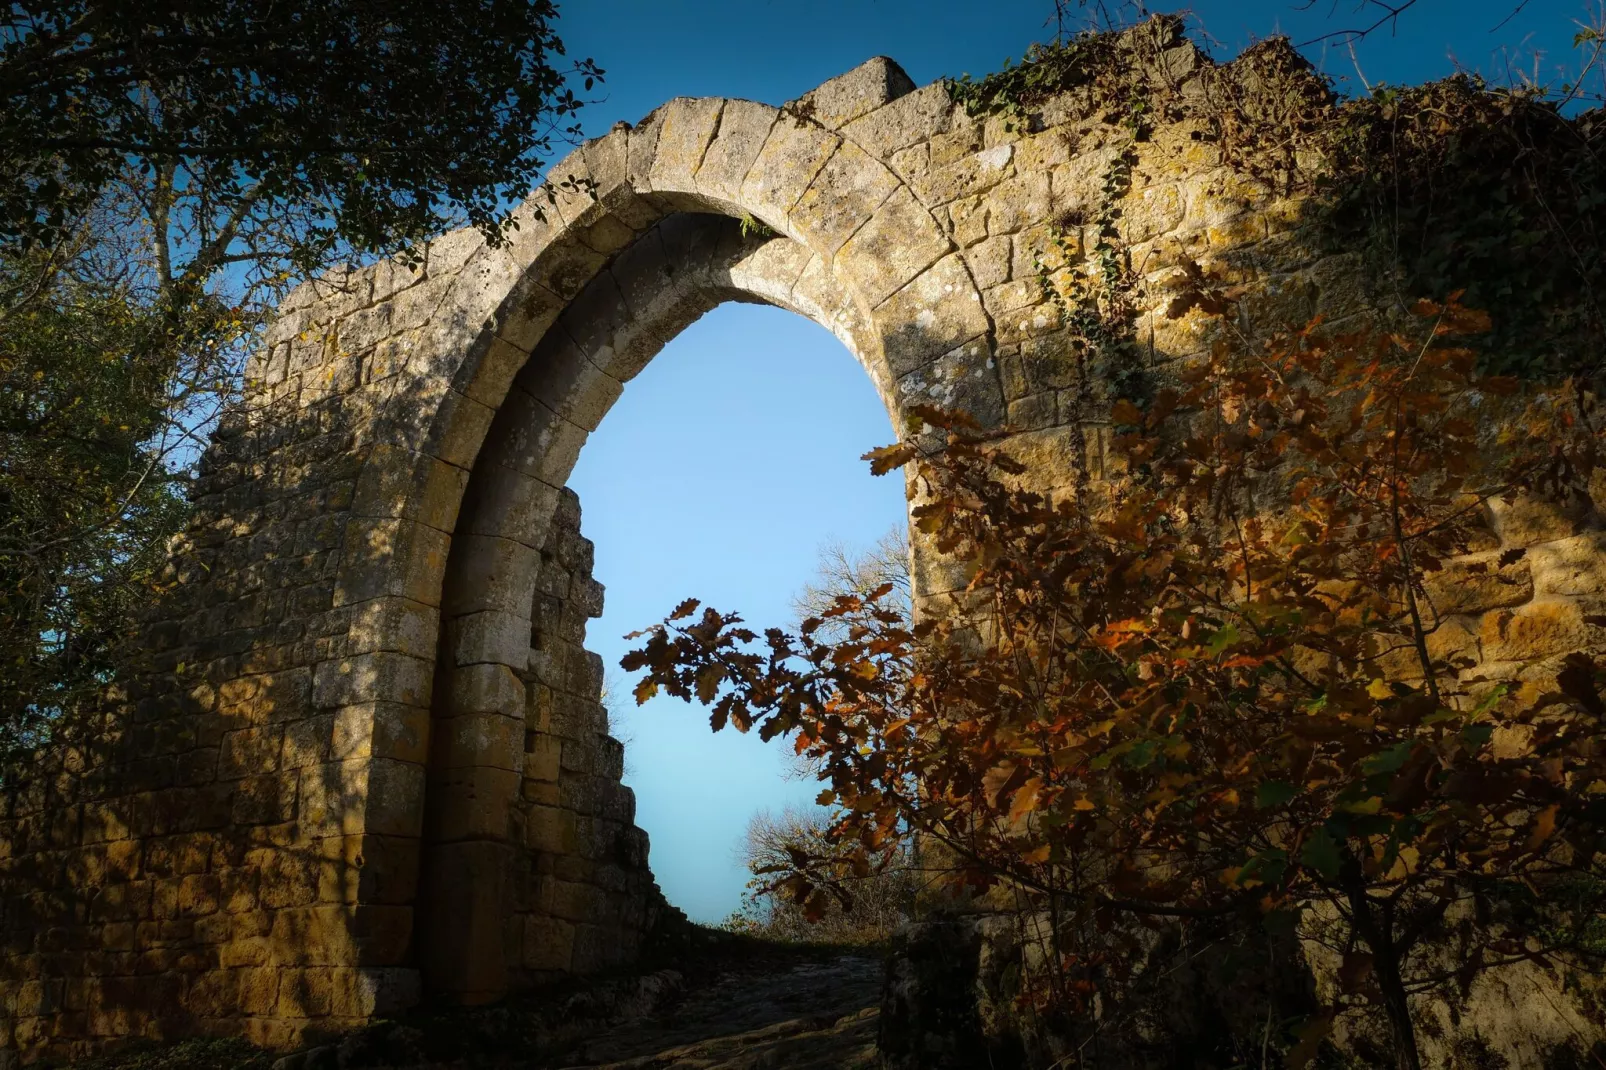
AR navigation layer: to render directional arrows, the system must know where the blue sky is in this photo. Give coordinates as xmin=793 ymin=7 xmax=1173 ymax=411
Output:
xmin=557 ymin=0 xmax=1598 ymax=922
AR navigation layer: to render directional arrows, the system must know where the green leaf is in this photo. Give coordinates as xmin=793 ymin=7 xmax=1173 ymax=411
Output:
xmin=1205 ymin=623 xmax=1242 ymax=655
xmin=1300 ymin=827 xmax=1342 ymax=880
xmin=1237 ymin=847 xmax=1288 ymax=887
xmin=1361 ymin=741 xmax=1415 ymax=776
xmin=1256 ymin=781 xmax=1298 ymax=809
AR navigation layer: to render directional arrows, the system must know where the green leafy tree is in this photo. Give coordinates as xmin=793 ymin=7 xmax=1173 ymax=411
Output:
xmin=0 ymin=0 xmax=600 ymax=260
xmin=0 ymin=0 xmax=601 ymax=765
xmin=0 ymin=240 xmax=189 ymax=753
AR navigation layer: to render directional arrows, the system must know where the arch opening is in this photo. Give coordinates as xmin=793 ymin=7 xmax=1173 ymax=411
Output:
xmin=415 ymin=212 xmax=909 ymax=1002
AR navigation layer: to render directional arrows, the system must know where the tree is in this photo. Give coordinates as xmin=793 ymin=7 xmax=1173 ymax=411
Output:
xmin=723 ymin=805 xmax=914 ymax=945
xmin=625 ymin=300 xmax=1606 ymax=1067
xmin=0 ymin=0 xmax=601 ymax=765
xmin=792 ymin=528 xmax=912 ymax=637
xmin=0 ymin=0 xmax=600 ymax=262
xmin=0 ymin=238 xmax=190 ymax=754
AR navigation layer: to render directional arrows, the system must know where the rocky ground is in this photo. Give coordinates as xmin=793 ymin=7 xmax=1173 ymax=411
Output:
xmin=547 ymin=951 xmax=881 ymax=1069
xmin=72 ymin=939 xmax=886 ymax=1070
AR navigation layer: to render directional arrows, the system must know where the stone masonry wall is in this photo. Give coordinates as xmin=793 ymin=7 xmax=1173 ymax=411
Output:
xmin=0 ymin=18 xmax=1601 ymax=1063
xmin=504 ymin=488 xmax=675 ymax=984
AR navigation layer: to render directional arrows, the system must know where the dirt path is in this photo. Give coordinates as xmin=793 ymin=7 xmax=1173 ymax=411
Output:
xmin=551 ymin=950 xmax=882 ymax=1069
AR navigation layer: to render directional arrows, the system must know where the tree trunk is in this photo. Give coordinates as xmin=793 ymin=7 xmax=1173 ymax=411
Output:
xmin=1344 ymin=870 xmax=1423 ymax=1070
xmin=1373 ymin=945 xmax=1423 ymax=1070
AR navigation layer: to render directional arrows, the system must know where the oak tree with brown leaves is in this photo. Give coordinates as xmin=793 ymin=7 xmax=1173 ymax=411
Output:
xmin=625 ymin=301 xmax=1606 ymax=1068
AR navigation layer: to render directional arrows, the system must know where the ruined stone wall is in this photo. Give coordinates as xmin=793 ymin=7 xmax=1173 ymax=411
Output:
xmin=501 ymin=488 xmax=675 ymax=985
xmin=0 ymin=18 xmax=1601 ymax=1064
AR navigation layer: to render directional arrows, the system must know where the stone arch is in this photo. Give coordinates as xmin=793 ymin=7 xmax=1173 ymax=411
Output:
xmin=311 ymin=63 xmax=999 ymax=1005
xmin=415 ymin=211 xmax=907 ymax=1000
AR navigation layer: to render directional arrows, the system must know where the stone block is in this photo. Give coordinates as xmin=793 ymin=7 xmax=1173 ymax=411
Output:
xmin=876 ymin=253 xmax=991 ymax=377
xmin=584 ymin=130 xmax=662 ymax=232
xmin=331 ymin=702 xmax=429 ymax=765
xmin=646 ymin=97 xmax=725 ymax=199
xmin=840 ymin=81 xmax=956 ymax=159
xmin=328 ymin=966 xmax=420 ymax=1018
xmin=350 ymin=444 xmax=468 ymax=534
xmin=1489 ymin=492 xmax=1594 ymax=548
xmin=309 ymin=833 xmax=411 ymax=906
xmin=544 ymin=147 xmax=604 ymax=234
xmin=515 ymin=332 xmax=623 ymax=433
xmin=332 ymin=517 xmax=450 ymax=609
xmin=1424 ymin=615 xmax=1481 ymax=669
xmin=236 ymin=967 xmax=280 ymax=1016
xmin=694 ymin=99 xmax=777 ymax=204
xmin=728 ymin=236 xmax=817 ymax=313
xmin=425 ymin=766 xmax=520 ymax=842
xmin=219 ymin=728 xmax=284 ymax=781
xmin=280 ymin=715 xmax=334 ymax=771
xmin=446 ymin=609 xmax=530 ymax=670
xmin=417 ymin=840 xmax=510 ymax=1000
xmin=522 ymin=915 xmax=575 ymax=972
xmin=894 ymin=338 xmax=1004 ymax=428
xmin=525 ymin=733 xmax=562 ymax=783
xmin=797 ymin=56 xmax=917 ymax=130
xmin=447 ymin=663 xmax=525 ymax=719
xmin=489 ymin=385 xmax=591 ymax=488
xmin=1481 ymin=600 xmax=1606 ymax=664
xmin=365 ymin=759 xmax=427 ymax=838
xmin=1529 ymin=532 xmax=1606 ymax=600
xmin=438 ymin=711 xmax=525 ymax=774
xmin=269 ymin=905 xmax=359 ymax=967
xmin=456 ymin=463 xmax=562 ymax=550
xmin=914 ymin=143 xmax=1016 ymax=207
xmin=739 ymin=116 xmax=841 ymax=226
xmin=231 ymin=774 xmax=296 ymax=826
xmin=790 ymin=142 xmax=903 ymax=256
xmin=346 ymin=597 xmax=439 ymax=661
xmin=1424 ymin=551 xmax=1534 ymax=616
xmin=312 ymin=651 xmax=433 ymax=711
xmin=424 ymin=387 xmax=497 ymax=472
xmin=298 ymin=759 xmax=370 ymax=838
xmin=275 ymin=967 xmax=333 ymax=1019
xmin=525 ymin=804 xmax=576 ymax=854
xmin=965 ymin=234 xmax=1013 ymax=291
xmin=836 ymin=186 xmax=953 ymax=308
xmin=544 ymin=878 xmax=604 ymax=925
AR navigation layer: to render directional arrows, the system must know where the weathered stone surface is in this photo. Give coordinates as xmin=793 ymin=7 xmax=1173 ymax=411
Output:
xmin=835 ymin=186 xmax=951 ymax=307
xmin=1481 ymin=599 xmax=1606 ymax=664
xmin=789 ymin=56 xmax=916 ymax=131
xmin=694 ymin=99 xmax=776 ymax=204
xmin=739 ymin=116 xmax=841 ymax=226
xmin=1424 ymin=551 xmax=1534 ymax=616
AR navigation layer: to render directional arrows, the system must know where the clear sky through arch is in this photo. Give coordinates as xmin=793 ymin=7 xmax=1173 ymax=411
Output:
xmin=557 ymin=0 xmax=1599 ymax=923
xmin=568 ymin=304 xmax=903 ymax=923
